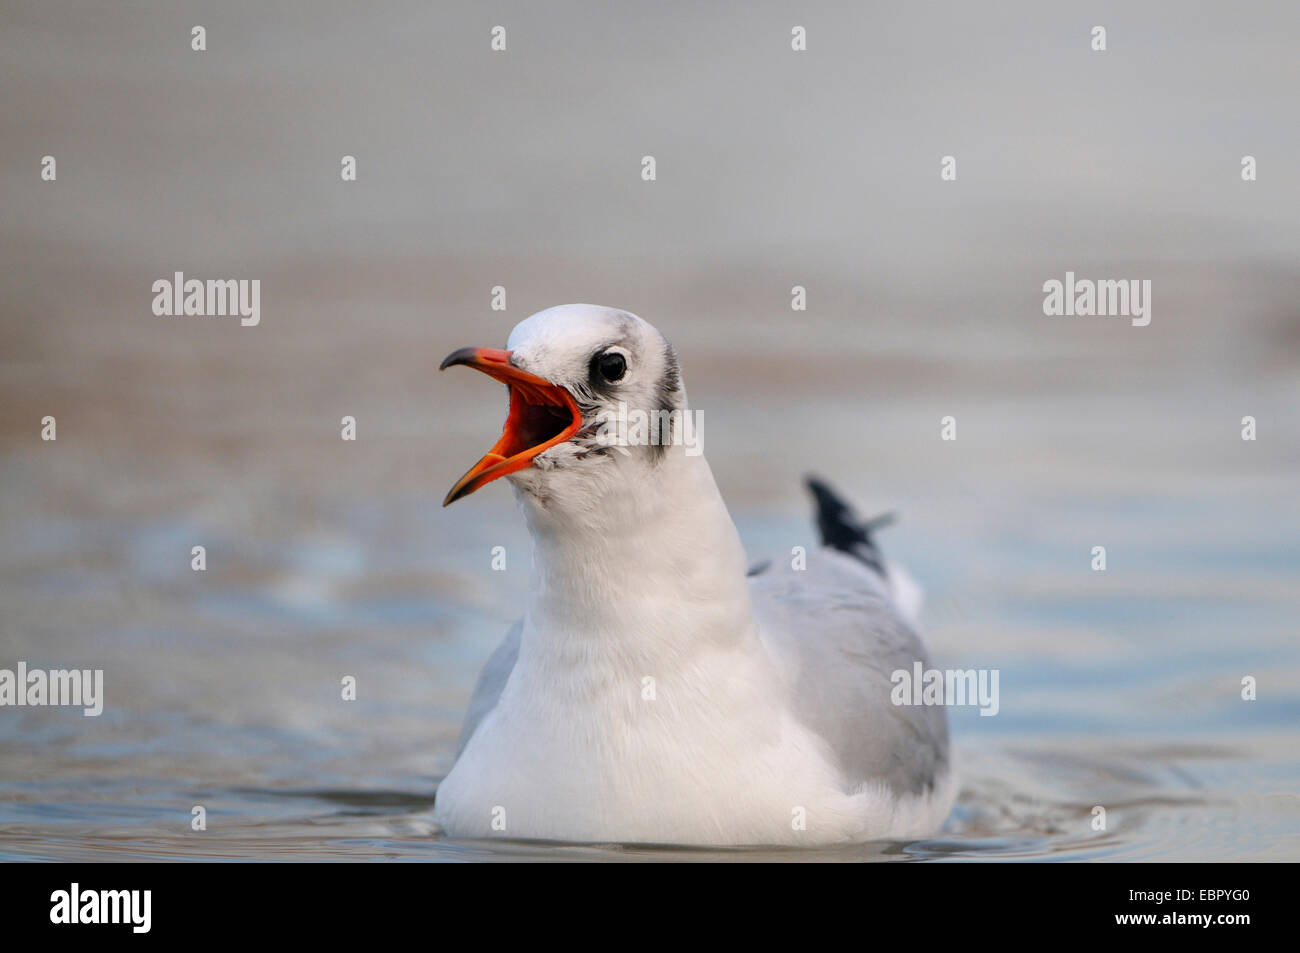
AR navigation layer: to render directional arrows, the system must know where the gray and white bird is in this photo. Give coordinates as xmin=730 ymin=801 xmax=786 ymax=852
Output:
xmin=433 ymin=304 xmax=952 ymax=846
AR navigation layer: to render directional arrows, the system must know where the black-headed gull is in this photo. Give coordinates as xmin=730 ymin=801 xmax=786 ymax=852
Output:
xmin=434 ymin=304 xmax=952 ymax=846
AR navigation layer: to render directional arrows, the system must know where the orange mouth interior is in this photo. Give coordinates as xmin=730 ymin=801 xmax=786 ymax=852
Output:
xmin=440 ymin=347 xmax=582 ymax=505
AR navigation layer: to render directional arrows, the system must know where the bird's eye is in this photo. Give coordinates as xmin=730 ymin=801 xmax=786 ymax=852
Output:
xmin=594 ymin=350 xmax=627 ymax=383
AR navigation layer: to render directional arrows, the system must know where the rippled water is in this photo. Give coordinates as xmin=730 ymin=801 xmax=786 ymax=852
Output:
xmin=2 ymin=1 xmax=1298 ymax=860
xmin=3 ymin=456 xmax=1297 ymax=861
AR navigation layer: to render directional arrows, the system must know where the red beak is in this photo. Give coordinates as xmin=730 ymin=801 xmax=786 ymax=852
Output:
xmin=440 ymin=347 xmax=583 ymax=505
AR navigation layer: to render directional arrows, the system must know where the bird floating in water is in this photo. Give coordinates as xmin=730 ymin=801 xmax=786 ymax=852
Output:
xmin=433 ymin=304 xmax=951 ymax=846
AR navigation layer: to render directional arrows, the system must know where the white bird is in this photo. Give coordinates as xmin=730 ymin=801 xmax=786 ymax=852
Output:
xmin=433 ymin=304 xmax=953 ymax=846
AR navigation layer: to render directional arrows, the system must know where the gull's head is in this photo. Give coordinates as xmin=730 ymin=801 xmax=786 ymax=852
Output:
xmin=440 ymin=304 xmax=686 ymax=508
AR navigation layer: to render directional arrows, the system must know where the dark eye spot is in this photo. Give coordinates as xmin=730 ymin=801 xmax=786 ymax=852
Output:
xmin=593 ymin=350 xmax=626 ymax=383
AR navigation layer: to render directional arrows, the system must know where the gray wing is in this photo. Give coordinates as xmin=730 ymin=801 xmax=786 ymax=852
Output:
xmin=455 ymin=620 xmax=520 ymax=754
xmin=747 ymin=476 xmax=948 ymax=796
xmin=750 ymin=556 xmax=949 ymax=796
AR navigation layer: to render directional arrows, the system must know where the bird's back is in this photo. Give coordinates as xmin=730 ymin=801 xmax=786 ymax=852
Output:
xmin=749 ymin=547 xmax=949 ymax=798
xmin=749 ymin=476 xmax=949 ymax=798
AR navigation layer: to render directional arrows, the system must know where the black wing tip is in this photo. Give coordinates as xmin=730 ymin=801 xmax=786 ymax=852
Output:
xmin=803 ymin=474 xmax=834 ymax=501
xmin=803 ymin=473 xmax=896 ymax=573
xmin=803 ymin=473 xmax=857 ymax=515
xmin=804 ymin=473 xmax=843 ymax=495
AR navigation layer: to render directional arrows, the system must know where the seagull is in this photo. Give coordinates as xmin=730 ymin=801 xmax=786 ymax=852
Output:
xmin=433 ymin=304 xmax=952 ymax=846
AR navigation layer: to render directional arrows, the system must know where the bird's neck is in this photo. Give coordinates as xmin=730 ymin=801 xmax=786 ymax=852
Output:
xmin=517 ymin=450 xmax=756 ymax=663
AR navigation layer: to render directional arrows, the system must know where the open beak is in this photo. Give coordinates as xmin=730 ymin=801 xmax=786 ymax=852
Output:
xmin=439 ymin=347 xmax=582 ymax=505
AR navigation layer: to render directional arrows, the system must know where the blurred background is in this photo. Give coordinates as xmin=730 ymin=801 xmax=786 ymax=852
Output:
xmin=1 ymin=1 xmax=1297 ymax=860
